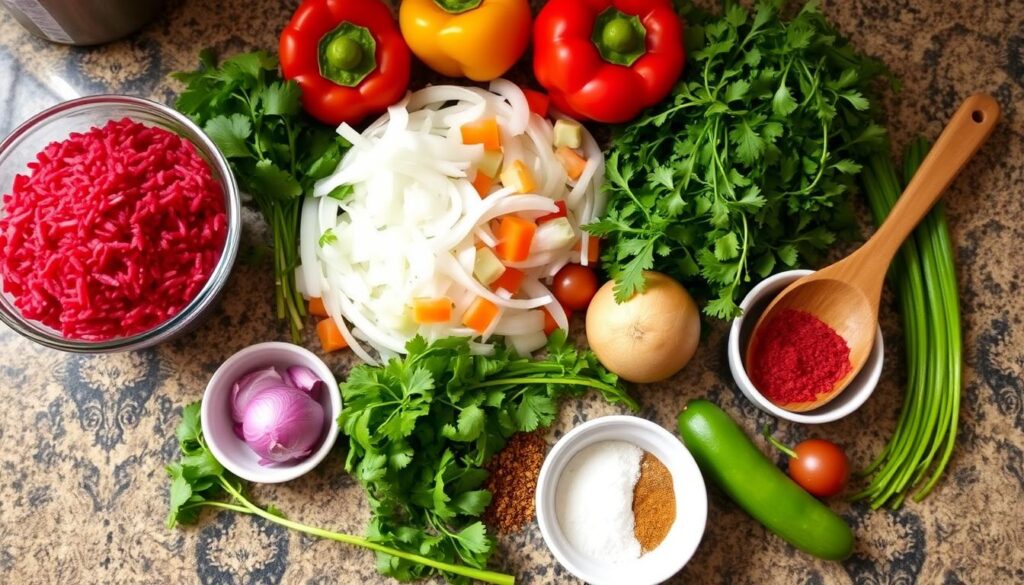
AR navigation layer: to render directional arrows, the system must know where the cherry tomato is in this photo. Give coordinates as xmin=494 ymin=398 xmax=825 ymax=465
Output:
xmin=552 ymin=264 xmax=598 ymax=311
xmin=788 ymin=439 xmax=849 ymax=498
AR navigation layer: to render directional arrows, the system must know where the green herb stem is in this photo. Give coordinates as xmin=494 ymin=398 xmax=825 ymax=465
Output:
xmin=213 ymin=478 xmax=515 ymax=585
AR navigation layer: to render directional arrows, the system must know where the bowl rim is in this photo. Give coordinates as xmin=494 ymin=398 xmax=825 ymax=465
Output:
xmin=0 ymin=94 xmax=240 ymax=352
xmin=535 ymin=415 xmax=707 ymax=585
xmin=727 ymin=269 xmax=884 ymax=424
xmin=200 ymin=341 xmax=342 ymax=484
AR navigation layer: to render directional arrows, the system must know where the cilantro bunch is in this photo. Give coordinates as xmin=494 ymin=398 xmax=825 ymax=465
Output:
xmin=589 ymin=0 xmax=888 ymax=318
xmin=166 ymin=403 xmax=516 ymax=585
xmin=339 ymin=332 xmax=637 ymax=583
xmin=173 ymin=52 xmax=348 ymax=340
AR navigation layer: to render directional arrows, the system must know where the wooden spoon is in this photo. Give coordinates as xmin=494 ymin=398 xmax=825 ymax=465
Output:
xmin=745 ymin=94 xmax=1000 ymax=412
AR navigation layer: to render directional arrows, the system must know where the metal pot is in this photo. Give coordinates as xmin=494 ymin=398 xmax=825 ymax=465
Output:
xmin=0 ymin=0 xmax=165 ymax=46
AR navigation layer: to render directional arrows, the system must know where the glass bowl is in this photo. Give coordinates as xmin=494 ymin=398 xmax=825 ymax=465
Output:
xmin=0 ymin=95 xmax=240 ymax=352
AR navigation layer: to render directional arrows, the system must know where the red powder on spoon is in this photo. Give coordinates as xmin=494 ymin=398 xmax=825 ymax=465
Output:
xmin=749 ymin=309 xmax=852 ymax=404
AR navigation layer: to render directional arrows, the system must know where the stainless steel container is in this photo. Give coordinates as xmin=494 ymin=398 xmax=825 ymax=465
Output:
xmin=0 ymin=0 xmax=164 ymax=46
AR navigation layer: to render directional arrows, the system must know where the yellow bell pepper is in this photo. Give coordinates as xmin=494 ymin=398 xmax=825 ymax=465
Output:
xmin=399 ymin=0 xmax=532 ymax=81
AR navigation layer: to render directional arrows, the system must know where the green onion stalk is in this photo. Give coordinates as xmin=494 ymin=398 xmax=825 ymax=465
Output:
xmin=853 ymin=138 xmax=962 ymax=508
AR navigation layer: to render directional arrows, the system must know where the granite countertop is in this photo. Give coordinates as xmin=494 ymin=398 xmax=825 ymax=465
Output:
xmin=1 ymin=1 xmax=1023 ymax=584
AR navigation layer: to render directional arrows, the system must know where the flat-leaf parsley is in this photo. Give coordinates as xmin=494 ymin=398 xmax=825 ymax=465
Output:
xmin=589 ymin=0 xmax=889 ymax=317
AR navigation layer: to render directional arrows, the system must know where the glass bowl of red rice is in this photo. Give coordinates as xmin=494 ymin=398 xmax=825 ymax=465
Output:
xmin=0 ymin=95 xmax=240 ymax=352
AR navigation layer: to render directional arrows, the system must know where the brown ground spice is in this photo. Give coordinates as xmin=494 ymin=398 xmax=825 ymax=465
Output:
xmin=633 ymin=452 xmax=676 ymax=552
xmin=483 ymin=432 xmax=548 ymax=534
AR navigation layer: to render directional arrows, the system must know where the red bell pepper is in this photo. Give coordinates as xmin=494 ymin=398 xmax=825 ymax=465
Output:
xmin=533 ymin=0 xmax=685 ymax=123
xmin=279 ymin=0 xmax=411 ymax=126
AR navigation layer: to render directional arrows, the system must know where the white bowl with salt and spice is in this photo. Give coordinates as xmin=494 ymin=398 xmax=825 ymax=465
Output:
xmin=535 ymin=416 xmax=707 ymax=585
xmin=728 ymin=269 xmax=884 ymax=424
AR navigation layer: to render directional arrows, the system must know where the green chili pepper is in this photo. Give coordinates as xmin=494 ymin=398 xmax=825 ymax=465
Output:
xmin=677 ymin=400 xmax=854 ymax=560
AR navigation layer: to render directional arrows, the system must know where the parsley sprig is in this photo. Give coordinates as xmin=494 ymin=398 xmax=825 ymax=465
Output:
xmin=589 ymin=0 xmax=888 ymax=318
xmin=339 ymin=332 xmax=637 ymax=583
xmin=172 ymin=52 xmax=349 ymax=340
xmin=166 ymin=403 xmax=515 ymax=585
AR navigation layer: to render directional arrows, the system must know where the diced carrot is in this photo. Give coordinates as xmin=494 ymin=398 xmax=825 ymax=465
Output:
xmin=543 ymin=305 xmax=573 ymax=336
xmin=495 ymin=216 xmax=536 ymax=262
xmin=472 ymin=171 xmax=495 ymax=198
xmin=500 ymin=160 xmax=537 ymax=194
xmin=491 ymin=267 xmax=525 ymax=294
xmin=555 ymin=146 xmax=588 ymax=181
xmin=522 ymin=88 xmax=550 ymax=117
xmin=537 ymin=200 xmax=568 ymax=224
xmin=308 ymin=297 xmax=328 ymax=317
xmin=573 ymin=237 xmax=601 ymax=264
xmin=461 ymin=117 xmax=501 ymax=151
xmin=462 ymin=297 xmax=500 ymax=334
xmin=316 ymin=318 xmax=349 ymax=352
xmin=413 ymin=297 xmax=453 ymax=324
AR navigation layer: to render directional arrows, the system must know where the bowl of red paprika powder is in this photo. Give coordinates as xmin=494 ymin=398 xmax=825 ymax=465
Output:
xmin=728 ymin=270 xmax=884 ymax=424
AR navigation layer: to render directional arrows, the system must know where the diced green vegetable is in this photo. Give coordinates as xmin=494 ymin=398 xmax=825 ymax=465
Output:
xmin=473 ymin=246 xmax=506 ymax=286
xmin=533 ymin=217 xmax=576 ymax=252
xmin=478 ymin=150 xmax=504 ymax=178
xmin=553 ymin=119 xmax=582 ymax=149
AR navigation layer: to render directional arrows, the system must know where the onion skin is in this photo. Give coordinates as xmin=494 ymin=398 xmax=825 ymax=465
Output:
xmin=585 ymin=271 xmax=700 ymax=383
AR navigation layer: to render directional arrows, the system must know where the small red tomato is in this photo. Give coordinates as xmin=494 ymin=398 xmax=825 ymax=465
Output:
xmin=789 ymin=439 xmax=849 ymax=498
xmin=552 ymin=264 xmax=598 ymax=311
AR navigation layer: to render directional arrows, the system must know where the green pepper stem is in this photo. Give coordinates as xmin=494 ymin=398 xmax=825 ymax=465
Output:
xmin=433 ymin=0 xmax=483 ymax=14
xmin=762 ymin=426 xmax=799 ymax=459
xmin=592 ymin=8 xmax=647 ymax=67
xmin=318 ymin=22 xmax=377 ymax=87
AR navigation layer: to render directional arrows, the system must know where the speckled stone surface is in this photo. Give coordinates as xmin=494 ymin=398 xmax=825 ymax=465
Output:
xmin=0 ymin=1 xmax=1022 ymax=584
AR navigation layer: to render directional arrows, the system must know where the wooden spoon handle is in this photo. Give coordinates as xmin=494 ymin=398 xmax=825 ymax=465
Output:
xmin=866 ymin=94 xmax=1000 ymax=262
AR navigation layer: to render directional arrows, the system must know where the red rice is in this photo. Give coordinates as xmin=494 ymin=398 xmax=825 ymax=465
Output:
xmin=0 ymin=118 xmax=227 ymax=340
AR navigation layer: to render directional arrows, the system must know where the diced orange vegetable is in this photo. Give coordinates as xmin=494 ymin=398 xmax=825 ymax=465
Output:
xmin=500 ymin=160 xmax=537 ymax=194
xmin=460 ymin=117 xmax=501 ymax=151
xmin=308 ymin=297 xmax=328 ymax=317
xmin=555 ymin=146 xmax=587 ymax=181
xmin=495 ymin=216 xmax=536 ymax=262
xmin=491 ymin=266 xmax=525 ymax=294
xmin=537 ymin=200 xmax=568 ymax=224
xmin=472 ymin=171 xmax=495 ymax=198
xmin=573 ymin=237 xmax=601 ymax=264
xmin=462 ymin=297 xmax=500 ymax=334
xmin=316 ymin=318 xmax=349 ymax=352
xmin=412 ymin=297 xmax=453 ymax=324
xmin=522 ymin=88 xmax=550 ymax=117
xmin=543 ymin=305 xmax=573 ymax=336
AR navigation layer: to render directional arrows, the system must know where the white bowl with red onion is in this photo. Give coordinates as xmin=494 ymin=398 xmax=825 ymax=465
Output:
xmin=201 ymin=342 xmax=341 ymax=483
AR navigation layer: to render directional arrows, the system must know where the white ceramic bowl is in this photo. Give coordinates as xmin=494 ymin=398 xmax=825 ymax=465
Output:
xmin=201 ymin=342 xmax=341 ymax=483
xmin=728 ymin=269 xmax=884 ymax=424
xmin=535 ymin=416 xmax=707 ymax=585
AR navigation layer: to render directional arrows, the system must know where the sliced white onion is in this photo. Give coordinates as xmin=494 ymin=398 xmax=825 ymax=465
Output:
xmin=489 ymin=79 xmax=530 ymax=136
xmin=492 ymin=310 xmax=545 ymax=336
xmin=523 ymin=278 xmax=568 ymax=331
xmin=302 ymin=81 xmax=601 ymax=362
xmin=509 ymin=330 xmax=548 ymax=357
